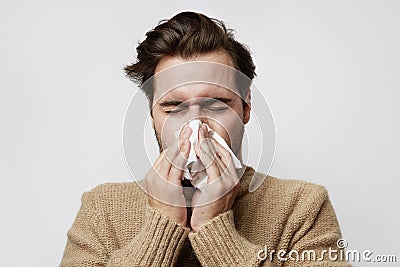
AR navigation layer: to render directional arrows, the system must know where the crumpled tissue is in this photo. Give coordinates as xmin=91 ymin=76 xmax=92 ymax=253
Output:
xmin=175 ymin=119 xmax=242 ymax=189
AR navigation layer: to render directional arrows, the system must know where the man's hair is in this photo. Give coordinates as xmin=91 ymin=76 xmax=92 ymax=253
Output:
xmin=124 ymin=11 xmax=256 ymax=107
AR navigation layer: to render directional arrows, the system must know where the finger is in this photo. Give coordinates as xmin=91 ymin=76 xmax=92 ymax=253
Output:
xmin=209 ymin=137 xmax=240 ymax=186
xmin=153 ymin=150 xmax=167 ymax=171
xmin=197 ymin=125 xmax=214 ymax=166
xmin=158 ymin=145 xmax=180 ymax=178
xmin=198 ymin=127 xmax=221 ymax=183
xmin=153 ymin=150 xmax=165 ymax=169
xmin=209 ymin=137 xmax=234 ymax=171
xmin=201 ymin=139 xmax=227 ymax=176
xmin=194 ymin=125 xmax=202 ymax=158
xmin=167 ymin=123 xmax=191 ymax=175
xmin=178 ymin=123 xmax=192 ymax=148
xmin=195 ymin=124 xmax=212 ymax=157
xmin=155 ymin=123 xmax=190 ymax=171
xmin=199 ymin=125 xmax=227 ymax=172
xmin=169 ymin=124 xmax=192 ymax=177
xmin=155 ymin=123 xmax=191 ymax=180
xmin=199 ymin=125 xmax=238 ymax=188
xmin=199 ymin=125 xmax=217 ymax=157
xmin=169 ymin=138 xmax=191 ymax=185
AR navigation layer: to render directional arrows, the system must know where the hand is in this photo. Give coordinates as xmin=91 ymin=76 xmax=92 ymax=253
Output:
xmin=190 ymin=124 xmax=240 ymax=232
xmin=145 ymin=124 xmax=192 ymax=226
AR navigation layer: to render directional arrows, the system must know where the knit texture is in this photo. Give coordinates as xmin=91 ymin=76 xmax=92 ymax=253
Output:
xmin=60 ymin=166 xmax=351 ymax=266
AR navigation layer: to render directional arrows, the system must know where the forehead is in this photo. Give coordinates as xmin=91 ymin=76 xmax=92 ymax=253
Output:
xmin=153 ymin=51 xmax=241 ymax=104
xmin=158 ymin=83 xmax=238 ymax=103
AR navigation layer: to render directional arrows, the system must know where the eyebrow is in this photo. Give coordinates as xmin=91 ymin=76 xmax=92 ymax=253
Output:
xmin=159 ymin=100 xmax=183 ymax=107
xmin=158 ymin=97 xmax=232 ymax=107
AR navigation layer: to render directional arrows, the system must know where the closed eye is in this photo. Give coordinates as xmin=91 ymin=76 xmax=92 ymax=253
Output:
xmin=165 ymin=109 xmax=183 ymax=114
xmin=164 ymin=106 xmax=188 ymax=114
xmin=206 ymin=106 xmax=229 ymax=112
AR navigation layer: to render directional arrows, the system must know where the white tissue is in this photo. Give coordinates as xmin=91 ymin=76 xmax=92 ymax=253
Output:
xmin=175 ymin=119 xmax=242 ymax=189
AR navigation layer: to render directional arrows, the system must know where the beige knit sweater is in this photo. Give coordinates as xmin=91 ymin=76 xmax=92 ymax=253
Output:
xmin=60 ymin=166 xmax=351 ymax=266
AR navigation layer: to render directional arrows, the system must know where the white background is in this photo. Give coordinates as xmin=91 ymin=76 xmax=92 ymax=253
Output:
xmin=1 ymin=1 xmax=399 ymax=266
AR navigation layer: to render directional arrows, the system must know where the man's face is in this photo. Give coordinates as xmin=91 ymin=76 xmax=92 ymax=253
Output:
xmin=151 ymin=50 xmax=251 ymax=157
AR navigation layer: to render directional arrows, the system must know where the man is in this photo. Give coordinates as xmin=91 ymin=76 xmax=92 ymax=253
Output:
xmin=60 ymin=11 xmax=350 ymax=266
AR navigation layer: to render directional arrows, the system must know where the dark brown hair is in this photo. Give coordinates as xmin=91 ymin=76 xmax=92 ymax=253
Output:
xmin=124 ymin=11 xmax=256 ymax=107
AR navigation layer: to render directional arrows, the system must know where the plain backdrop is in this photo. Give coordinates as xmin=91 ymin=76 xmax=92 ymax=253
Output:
xmin=1 ymin=1 xmax=399 ymax=266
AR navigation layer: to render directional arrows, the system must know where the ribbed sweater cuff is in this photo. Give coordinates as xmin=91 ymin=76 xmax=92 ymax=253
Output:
xmin=188 ymin=210 xmax=265 ymax=267
xmin=109 ymin=205 xmax=190 ymax=266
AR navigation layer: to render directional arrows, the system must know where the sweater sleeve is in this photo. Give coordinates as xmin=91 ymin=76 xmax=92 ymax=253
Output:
xmin=188 ymin=186 xmax=352 ymax=267
xmin=60 ymin=191 xmax=190 ymax=267
xmin=188 ymin=210 xmax=269 ymax=267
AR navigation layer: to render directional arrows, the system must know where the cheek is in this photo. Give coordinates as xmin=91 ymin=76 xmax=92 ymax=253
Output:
xmin=208 ymin=113 xmax=244 ymax=149
xmin=153 ymin=112 xmax=187 ymax=148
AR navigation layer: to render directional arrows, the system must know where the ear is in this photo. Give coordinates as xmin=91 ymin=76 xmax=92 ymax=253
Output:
xmin=243 ymin=89 xmax=251 ymax=124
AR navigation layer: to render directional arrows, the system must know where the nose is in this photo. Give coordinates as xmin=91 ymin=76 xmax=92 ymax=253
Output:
xmin=187 ymin=105 xmax=209 ymax=125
